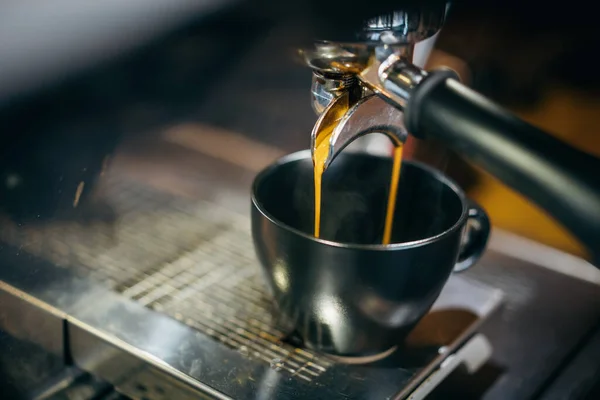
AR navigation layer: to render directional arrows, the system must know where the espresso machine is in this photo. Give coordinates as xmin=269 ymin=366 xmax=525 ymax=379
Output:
xmin=1 ymin=1 xmax=600 ymax=399
xmin=301 ymin=1 xmax=600 ymax=265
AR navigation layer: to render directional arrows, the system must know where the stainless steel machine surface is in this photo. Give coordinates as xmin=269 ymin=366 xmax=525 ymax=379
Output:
xmin=1 ymin=6 xmax=600 ymax=399
xmin=1 ymin=132 xmax=599 ymax=399
xmin=0 ymin=158 xmax=502 ymax=399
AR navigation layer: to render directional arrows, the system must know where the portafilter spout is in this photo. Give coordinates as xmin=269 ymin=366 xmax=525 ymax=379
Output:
xmin=306 ymin=6 xmax=447 ymax=169
xmin=310 ymin=91 xmax=407 ymax=170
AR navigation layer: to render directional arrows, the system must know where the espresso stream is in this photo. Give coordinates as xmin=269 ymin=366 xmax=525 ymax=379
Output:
xmin=313 ymin=119 xmax=403 ymax=244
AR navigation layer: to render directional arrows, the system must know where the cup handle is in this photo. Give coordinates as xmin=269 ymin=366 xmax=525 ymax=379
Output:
xmin=453 ymin=200 xmax=491 ymax=272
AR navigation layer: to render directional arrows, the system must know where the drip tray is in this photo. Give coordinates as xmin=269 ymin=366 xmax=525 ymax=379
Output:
xmin=0 ymin=176 xmax=503 ymax=399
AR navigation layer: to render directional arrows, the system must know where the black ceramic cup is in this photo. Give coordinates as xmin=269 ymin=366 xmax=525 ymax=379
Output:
xmin=251 ymin=150 xmax=490 ymax=357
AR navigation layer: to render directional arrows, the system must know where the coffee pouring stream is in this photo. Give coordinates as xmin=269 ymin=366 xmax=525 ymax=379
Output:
xmin=311 ymin=90 xmax=408 ymax=243
xmin=304 ymin=13 xmax=600 ymax=266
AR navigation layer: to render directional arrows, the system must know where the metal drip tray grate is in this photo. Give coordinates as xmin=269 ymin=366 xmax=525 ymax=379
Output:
xmin=0 ymin=177 xmax=331 ymax=382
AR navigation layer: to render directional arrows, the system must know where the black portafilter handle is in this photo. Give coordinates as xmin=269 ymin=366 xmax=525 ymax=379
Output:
xmin=403 ymin=71 xmax=600 ymax=267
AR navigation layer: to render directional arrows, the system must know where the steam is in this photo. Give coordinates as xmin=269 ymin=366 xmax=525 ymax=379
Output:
xmin=320 ymin=191 xmax=372 ymax=243
xmin=291 ymin=168 xmax=383 ymax=244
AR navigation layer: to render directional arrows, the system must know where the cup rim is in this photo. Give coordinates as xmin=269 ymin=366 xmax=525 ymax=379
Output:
xmin=251 ymin=150 xmax=469 ymax=251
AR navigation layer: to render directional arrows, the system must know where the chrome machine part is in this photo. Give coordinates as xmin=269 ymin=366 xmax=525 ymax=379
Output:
xmin=360 ymin=53 xmax=432 ymax=110
xmin=301 ymin=5 xmax=448 ymax=74
xmin=408 ymin=334 xmax=493 ymax=400
xmin=305 ymin=4 xmax=448 ymax=114
xmin=331 ymin=94 xmax=408 ymax=149
xmin=310 ymin=90 xmax=407 ymax=169
xmin=310 ymin=71 xmax=361 ymax=115
xmin=308 ymin=53 xmax=422 ymax=169
xmin=359 ymin=9 xmax=448 ymax=46
xmin=305 ymin=5 xmax=447 ymax=167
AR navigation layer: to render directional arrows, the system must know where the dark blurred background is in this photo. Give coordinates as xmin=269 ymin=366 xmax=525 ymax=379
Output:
xmin=0 ymin=0 xmax=598 ymax=254
xmin=1 ymin=0 xmax=599 ymax=257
